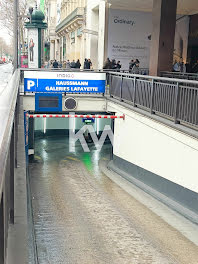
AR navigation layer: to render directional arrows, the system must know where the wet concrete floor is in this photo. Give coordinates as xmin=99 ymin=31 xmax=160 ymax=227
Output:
xmin=29 ymin=136 xmax=198 ymax=264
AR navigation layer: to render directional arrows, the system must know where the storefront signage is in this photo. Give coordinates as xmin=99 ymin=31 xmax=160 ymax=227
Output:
xmin=24 ymin=71 xmax=106 ymax=93
xmin=108 ymin=9 xmax=152 ymax=69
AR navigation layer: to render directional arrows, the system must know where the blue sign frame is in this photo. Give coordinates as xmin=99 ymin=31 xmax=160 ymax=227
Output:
xmin=35 ymin=93 xmax=62 ymax=112
xmin=24 ymin=71 xmax=106 ymax=94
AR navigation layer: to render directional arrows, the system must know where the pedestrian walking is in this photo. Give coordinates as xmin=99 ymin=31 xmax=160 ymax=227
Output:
xmin=63 ymin=61 xmax=66 ymax=69
xmin=111 ymin=59 xmax=117 ymax=70
xmin=70 ymin=60 xmax=76 ymax=68
xmin=173 ymin=61 xmax=180 ymax=72
xmin=132 ymin=59 xmax=140 ymax=74
xmin=84 ymin=59 xmax=88 ymax=69
xmin=76 ymin=59 xmax=81 ymax=69
xmin=180 ymin=62 xmax=186 ymax=73
xmin=129 ymin=60 xmax=135 ymax=72
xmin=116 ymin=61 xmax=122 ymax=71
xmin=87 ymin=59 xmax=92 ymax=69
xmin=192 ymin=60 xmax=198 ymax=73
xmin=66 ymin=60 xmax=71 ymax=69
xmin=103 ymin=58 xmax=112 ymax=69
xmin=53 ymin=60 xmax=59 ymax=68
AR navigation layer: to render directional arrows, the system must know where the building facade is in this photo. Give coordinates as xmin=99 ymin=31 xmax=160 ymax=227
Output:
xmin=45 ymin=0 xmax=198 ymax=72
xmin=55 ymin=0 xmax=86 ymax=64
xmin=45 ymin=0 xmax=57 ymax=61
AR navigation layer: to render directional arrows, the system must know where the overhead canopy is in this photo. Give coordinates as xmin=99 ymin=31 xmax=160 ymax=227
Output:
xmin=108 ymin=0 xmax=198 ymax=15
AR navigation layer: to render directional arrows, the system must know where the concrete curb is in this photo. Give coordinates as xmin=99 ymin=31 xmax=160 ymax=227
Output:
xmin=6 ymin=100 xmax=28 ymax=264
xmin=101 ymin=159 xmax=198 ymax=225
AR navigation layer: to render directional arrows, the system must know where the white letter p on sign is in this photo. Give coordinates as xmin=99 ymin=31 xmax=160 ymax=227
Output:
xmin=27 ymin=80 xmax=35 ymax=90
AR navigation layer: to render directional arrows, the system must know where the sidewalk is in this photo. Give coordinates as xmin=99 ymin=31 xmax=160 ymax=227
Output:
xmin=99 ymin=159 xmax=198 ymax=247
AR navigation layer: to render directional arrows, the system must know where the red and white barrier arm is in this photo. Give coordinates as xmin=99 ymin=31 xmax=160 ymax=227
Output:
xmin=28 ymin=114 xmax=125 ymax=119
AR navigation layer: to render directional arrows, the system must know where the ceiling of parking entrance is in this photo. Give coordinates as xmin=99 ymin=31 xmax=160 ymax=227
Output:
xmin=108 ymin=0 xmax=198 ymax=15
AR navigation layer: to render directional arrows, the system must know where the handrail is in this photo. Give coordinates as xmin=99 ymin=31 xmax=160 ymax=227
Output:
xmin=161 ymin=71 xmax=198 ymax=77
xmin=20 ymin=68 xmax=110 ymax=72
xmin=107 ymin=71 xmax=198 ymax=85
xmin=19 ymin=68 xmax=148 ymax=73
xmin=108 ymin=71 xmax=198 ymax=128
xmin=20 ymin=67 xmax=198 ymax=86
xmin=161 ymin=71 xmax=198 ymax=82
xmin=0 ymin=69 xmax=20 ymax=196
xmin=20 ymin=68 xmax=198 ymax=88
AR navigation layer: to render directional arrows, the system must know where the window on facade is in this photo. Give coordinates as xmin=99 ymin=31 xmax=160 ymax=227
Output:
xmin=71 ymin=31 xmax=75 ymax=44
xmin=77 ymin=27 xmax=82 ymax=37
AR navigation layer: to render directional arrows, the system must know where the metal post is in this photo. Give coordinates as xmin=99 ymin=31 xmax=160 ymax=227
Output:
xmin=110 ymin=117 xmax=115 ymax=160
xmin=0 ymin=195 xmax=4 ymax=264
xmin=28 ymin=117 xmax=34 ymax=161
xmin=13 ymin=0 xmax=19 ymax=71
xmin=174 ymin=82 xmax=180 ymax=124
xmin=15 ymin=110 xmax=18 ymax=168
xmin=150 ymin=79 xmax=155 ymax=114
xmin=120 ymin=76 xmax=123 ymax=101
xmin=4 ymin=155 xmax=10 ymax=262
xmin=133 ymin=77 xmax=137 ymax=107
xmin=109 ymin=74 xmax=113 ymax=97
xmin=10 ymin=125 xmax=15 ymax=224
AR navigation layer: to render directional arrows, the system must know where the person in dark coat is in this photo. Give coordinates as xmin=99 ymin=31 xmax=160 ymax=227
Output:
xmin=129 ymin=60 xmax=135 ymax=71
xmin=87 ymin=59 xmax=92 ymax=69
xmin=84 ymin=58 xmax=89 ymax=69
xmin=116 ymin=61 xmax=122 ymax=71
xmin=111 ymin=59 xmax=117 ymax=69
xmin=70 ymin=60 xmax=76 ymax=68
xmin=192 ymin=60 xmax=198 ymax=73
xmin=53 ymin=60 xmax=58 ymax=68
xmin=76 ymin=59 xmax=81 ymax=69
xmin=103 ymin=58 xmax=112 ymax=69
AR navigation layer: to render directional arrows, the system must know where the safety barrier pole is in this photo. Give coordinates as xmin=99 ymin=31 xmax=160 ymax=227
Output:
xmin=28 ymin=114 xmax=125 ymax=119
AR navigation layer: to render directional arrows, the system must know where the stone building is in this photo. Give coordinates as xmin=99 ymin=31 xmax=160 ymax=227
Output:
xmin=55 ymin=0 xmax=86 ymax=64
xmin=45 ymin=0 xmax=58 ymax=61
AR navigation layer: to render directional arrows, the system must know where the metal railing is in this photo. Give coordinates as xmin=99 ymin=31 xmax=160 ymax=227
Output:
xmin=20 ymin=67 xmax=198 ymax=128
xmin=20 ymin=67 xmax=148 ymax=73
xmin=108 ymin=71 xmax=198 ymax=128
xmin=0 ymin=69 xmax=20 ymax=263
xmin=19 ymin=68 xmax=149 ymax=95
xmin=161 ymin=71 xmax=198 ymax=82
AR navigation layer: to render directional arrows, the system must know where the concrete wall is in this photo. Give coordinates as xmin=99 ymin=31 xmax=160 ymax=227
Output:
xmin=107 ymin=101 xmax=198 ymax=195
